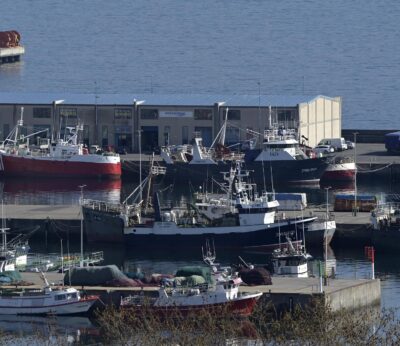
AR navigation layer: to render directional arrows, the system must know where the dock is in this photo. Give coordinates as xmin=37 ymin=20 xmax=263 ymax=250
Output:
xmin=3 ymin=204 xmax=373 ymax=245
xmin=0 ymin=46 xmax=24 ymax=64
xmin=15 ymin=272 xmax=380 ymax=313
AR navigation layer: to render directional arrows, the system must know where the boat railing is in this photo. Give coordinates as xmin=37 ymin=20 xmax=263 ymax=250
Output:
xmin=372 ymin=202 xmax=400 ymax=216
xmin=263 ymin=128 xmax=298 ymax=142
xmin=82 ymin=199 xmax=130 ymax=214
xmin=332 ymin=156 xmax=354 ymax=164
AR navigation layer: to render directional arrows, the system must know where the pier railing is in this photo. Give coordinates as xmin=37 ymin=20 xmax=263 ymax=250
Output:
xmin=82 ymin=199 xmax=127 ymax=214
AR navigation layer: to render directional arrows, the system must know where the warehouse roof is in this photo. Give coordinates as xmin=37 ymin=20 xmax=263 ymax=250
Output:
xmin=0 ymin=92 xmax=336 ymax=107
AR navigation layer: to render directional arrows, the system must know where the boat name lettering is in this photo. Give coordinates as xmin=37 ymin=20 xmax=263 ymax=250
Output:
xmin=301 ymin=168 xmax=317 ymax=173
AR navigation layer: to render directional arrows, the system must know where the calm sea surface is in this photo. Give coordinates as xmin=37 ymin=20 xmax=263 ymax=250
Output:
xmin=1 ymin=0 xmax=400 ymax=129
xmin=1 ymin=0 xmax=400 ymax=341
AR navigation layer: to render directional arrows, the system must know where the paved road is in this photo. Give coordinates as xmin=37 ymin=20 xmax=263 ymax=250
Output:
xmin=334 ymin=143 xmax=400 ymax=165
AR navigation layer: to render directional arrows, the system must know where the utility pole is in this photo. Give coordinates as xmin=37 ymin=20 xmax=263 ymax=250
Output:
xmin=79 ymin=184 xmax=86 ymax=267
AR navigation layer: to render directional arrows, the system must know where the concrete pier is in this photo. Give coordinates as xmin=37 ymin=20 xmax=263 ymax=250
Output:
xmin=17 ymin=272 xmax=381 ymax=313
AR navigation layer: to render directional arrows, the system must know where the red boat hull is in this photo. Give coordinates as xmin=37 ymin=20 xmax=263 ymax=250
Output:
xmin=122 ymin=295 xmax=260 ymax=318
xmin=322 ymin=169 xmax=356 ymax=181
xmin=321 ymin=162 xmax=356 ymax=182
xmin=0 ymin=154 xmax=121 ymax=178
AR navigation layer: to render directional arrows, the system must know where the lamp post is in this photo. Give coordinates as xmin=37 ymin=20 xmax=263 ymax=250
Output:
xmin=79 ymin=184 xmax=86 ymax=267
xmin=257 ymin=81 xmax=261 ymax=135
xmin=353 ymin=132 xmax=358 ymax=216
xmin=138 ymin=129 xmax=143 ymax=202
xmin=52 ymin=99 xmax=64 ymax=142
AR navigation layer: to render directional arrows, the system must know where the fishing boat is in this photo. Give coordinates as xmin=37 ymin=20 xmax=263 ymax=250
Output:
xmin=83 ymin=160 xmax=317 ymax=249
xmin=270 ymin=238 xmax=311 ymax=278
xmin=321 ymin=156 xmax=356 ymax=182
xmin=0 ymin=108 xmax=121 ymax=179
xmin=120 ymin=271 xmax=262 ymax=317
xmin=0 ymin=275 xmax=98 ymax=315
xmin=0 ymin=203 xmax=31 ymax=272
xmin=369 ymin=202 xmax=400 ymax=251
xmin=148 ymin=125 xmax=329 ymax=186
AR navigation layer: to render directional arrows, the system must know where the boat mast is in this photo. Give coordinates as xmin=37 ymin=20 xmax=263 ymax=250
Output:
xmin=1 ymin=201 xmax=10 ymax=256
xmin=144 ymin=154 xmax=155 ymax=214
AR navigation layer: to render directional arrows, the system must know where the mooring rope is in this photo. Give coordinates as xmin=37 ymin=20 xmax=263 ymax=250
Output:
xmin=356 ymin=162 xmax=394 ymax=173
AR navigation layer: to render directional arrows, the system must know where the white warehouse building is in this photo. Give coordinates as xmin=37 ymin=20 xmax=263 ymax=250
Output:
xmin=0 ymin=92 xmax=341 ymax=153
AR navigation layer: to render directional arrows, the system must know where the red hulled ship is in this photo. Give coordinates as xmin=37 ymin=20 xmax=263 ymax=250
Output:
xmin=321 ymin=157 xmax=356 ymax=182
xmin=0 ymin=111 xmax=121 ymax=179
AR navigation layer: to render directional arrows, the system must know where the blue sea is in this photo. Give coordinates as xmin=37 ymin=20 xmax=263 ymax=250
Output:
xmin=1 ymin=0 xmax=400 ymax=341
xmin=1 ymin=0 xmax=400 ymax=129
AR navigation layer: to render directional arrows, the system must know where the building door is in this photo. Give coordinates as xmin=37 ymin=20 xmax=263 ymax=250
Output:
xmin=141 ymin=126 xmax=159 ymax=153
xmin=115 ymin=134 xmax=132 ymax=153
xmin=194 ymin=127 xmax=213 ymax=146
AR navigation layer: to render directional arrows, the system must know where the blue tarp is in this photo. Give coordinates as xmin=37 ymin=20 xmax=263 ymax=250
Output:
xmin=335 ymin=194 xmax=376 ymax=201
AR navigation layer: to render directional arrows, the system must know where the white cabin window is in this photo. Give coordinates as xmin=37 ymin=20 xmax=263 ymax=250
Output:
xmin=55 ymin=294 xmax=66 ymax=301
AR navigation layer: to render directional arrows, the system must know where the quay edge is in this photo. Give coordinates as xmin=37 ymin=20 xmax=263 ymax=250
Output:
xmin=17 ymin=272 xmax=381 ymax=314
xmin=0 ymin=205 xmax=379 ymax=249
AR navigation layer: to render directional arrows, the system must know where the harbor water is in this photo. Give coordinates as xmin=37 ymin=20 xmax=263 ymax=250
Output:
xmin=1 ymin=0 xmax=400 ymax=341
xmin=1 ymin=0 xmax=400 ymax=130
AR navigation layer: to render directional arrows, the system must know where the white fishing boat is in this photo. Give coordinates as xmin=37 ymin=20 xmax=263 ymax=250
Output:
xmin=271 ymin=238 xmax=311 ymax=278
xmin=121 ymin=269 xmax=262 ymax=317
xmin=158 ymin=123 xmax=328 ymax=185
xmin=0 ymin=203 xmax=31 ymax=272
xmin=0 ymin=275 xmax=98 ymax=315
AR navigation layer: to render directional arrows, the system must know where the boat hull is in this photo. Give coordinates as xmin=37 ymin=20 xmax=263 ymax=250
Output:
xmin=0 ymin=153 xmax=121 ymax=178
xmin=305 ymin=220 xmax=336 ymax=248
xmin=125 ymin=219 xmax=317 ymax=250
xmin=123 ymin=158 xmax=329 ymax=185
xmin=0 ymin=297 xmax=98 ymax=315
xmin=372 ymin=228 xmax=400 ymax=252
xmin=321 ymin=161 xmax=356 ymax=182
xmin=122 ymin=293 xmax=262 ymax=318
xmin=83 ymin=206 xmax=317 ymax=247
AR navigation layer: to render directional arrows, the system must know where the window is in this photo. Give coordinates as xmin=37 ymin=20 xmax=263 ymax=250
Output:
xmin=194 ymin=109 xmax=212 ymax=120
xmin=33 ymin=107 xmax=51 ymax=118
xmin=55 ymin=294 xmax=66 ymax=301
xmin=83 ymin=125 xmax=89 ymax=146
xmin=20 ymin=127 xmax=27 ymax=137
xmin=227 ymin=109 xmax=240 ymax=121
xmin=114 ymin=108 xmax=132 ymax=120
xmin=182 ymin=126 xmax=189 ymax=144
xmin=60 ymin=108 xmax=77 ymax=119
xmin=102 ymin=125 xmax=108 ymax=146
xmin=164 ymin=126 xmax=170 ymax=146
xmin=277 ymin=110 xmax=296 ymax=128
xmin=141 ymin=109 xmax=158 ymax=119
xmin=226 ymin=127 xmax=240 ymax=145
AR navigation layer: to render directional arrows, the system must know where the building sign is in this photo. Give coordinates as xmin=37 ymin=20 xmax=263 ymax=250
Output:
xmin=159 ymin=111 xmax=193 ymax=118
xmin=115 ymin=126 xmax=132 ymax=134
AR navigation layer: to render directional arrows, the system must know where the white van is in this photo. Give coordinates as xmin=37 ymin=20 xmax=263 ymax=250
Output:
xmin=318 ymin=138 xmax=348 ymax=151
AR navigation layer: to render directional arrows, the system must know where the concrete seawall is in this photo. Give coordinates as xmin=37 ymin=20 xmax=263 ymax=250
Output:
xmin=20 ymin=272 xmax=381 ymax=313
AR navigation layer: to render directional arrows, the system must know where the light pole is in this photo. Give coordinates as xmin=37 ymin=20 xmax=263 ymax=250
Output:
xmin=79 ymin=184 xmax=86 ymax=267
xmin=353 ymin=132 xmax=359 ymax=216
xmin=138 ymin=129 xmax=143 ymax=202
xmin=257 ymin=81 xmax=261 ymax=136
xmin=52 ymin=99 xmax=64 ymax=142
